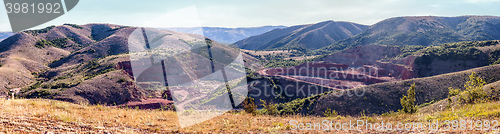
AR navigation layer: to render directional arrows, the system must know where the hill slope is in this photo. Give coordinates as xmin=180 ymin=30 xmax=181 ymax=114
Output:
xmin=276 ymin=64 xmax=500 ymax=116
xmin=234 ymin=21 xmax=368 ymax=51
xmin=0 ymin=24 xmax=260 ymax=106
xmin=321 ymin=16 xmax=500 ymax=53
xmin=164 ymin=26 xmax=286 ymax=44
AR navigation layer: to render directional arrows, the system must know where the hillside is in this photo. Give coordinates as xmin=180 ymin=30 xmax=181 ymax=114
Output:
xmin=248 ymin=39 xmax=500 ymax=116
xmin=275 ymin=64 xmax=500 ymax=116
xmin=164 ymin=26 xmax=286 ymax=44
xmin=0 ymin=24 xmax=260 ymax=107
xmin=413 ymin=40 xmax=500 ymax=77
xmin=321 ymin=16 xmax=500 ymax=53
xmin=234 ymin=21 xmax=368 ymax=51
xmin=240 ymin=40 xmax=500 ymax=108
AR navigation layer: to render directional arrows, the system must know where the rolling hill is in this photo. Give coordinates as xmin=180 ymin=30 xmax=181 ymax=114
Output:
xmin=0 ymin=24 xmax=260 ymax=107
xmin=276 ymin=64 xmax=500 ymax=116
xmin=267 ymin=39 xmax=500 ymax=116
xmin=321 ymin=16 xmax=500 ymax=53
xmin=164 ymin=26 xmax=286 ymax=44
xmin=234 ymin=21 xmax=368 ymax=51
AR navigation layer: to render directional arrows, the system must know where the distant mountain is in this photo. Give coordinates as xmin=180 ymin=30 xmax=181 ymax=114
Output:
xmin=234 ymin=21 xmax=369 ymax=51
xmin=164 ymin=26 xmax=286 ymax=44
xmin=0 ymin=32 xmax=14 ymax=42
xmin=322 ymin=16 xmax=500 ymax=52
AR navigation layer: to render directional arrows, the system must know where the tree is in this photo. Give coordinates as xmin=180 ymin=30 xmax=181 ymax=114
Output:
xmin=260 ymin=99 xmax=278 ymax=116
xmin=400 ymin=83 xmax=417 ymax=113
xmin=243 ymin=97 xmax=257 ymax=115
xmin=458 ymin=72 xmax=487 ymax=104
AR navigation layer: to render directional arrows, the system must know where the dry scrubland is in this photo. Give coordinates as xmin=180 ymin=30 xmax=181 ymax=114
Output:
xmin=1 ymin=99 xmax=500 ymax=133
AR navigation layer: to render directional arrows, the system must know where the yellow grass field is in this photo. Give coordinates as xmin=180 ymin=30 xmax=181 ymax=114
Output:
xmin=1 ymin=99 xmax=500 ymax=133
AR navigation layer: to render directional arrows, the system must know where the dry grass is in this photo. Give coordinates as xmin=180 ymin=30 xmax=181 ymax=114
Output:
xmin=1 ymin=99 xmax=500 ymax=133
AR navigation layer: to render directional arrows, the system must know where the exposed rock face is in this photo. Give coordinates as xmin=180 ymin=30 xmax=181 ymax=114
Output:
xmin=374 ymin=62 xmax=417 ymax=80
xmin=259 ymin=62 xmax=399 ymax=90
xmin=254 ymin=45 xmax=420 ymax=102
xmin=258 ymin=45 xmax=417 ymax=92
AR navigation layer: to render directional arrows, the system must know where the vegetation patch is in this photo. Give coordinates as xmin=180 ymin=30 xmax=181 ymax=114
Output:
xmin=35 ymin=38 xmax=71 ymax=49
xmin=63 ymin=23 xmax=83 ymax=29
xmin=24 ymin=25 xmax=55 ymax=36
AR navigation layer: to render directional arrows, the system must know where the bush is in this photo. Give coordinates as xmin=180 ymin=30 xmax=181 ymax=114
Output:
xmin=458 ymin=72 xmax=487 ymax=104
xmin=24 ymin=25 xmax=55 ymax=35
xmin=117 ymin=78 xmax=127 ymax=83
xmin=243 ymin=97 xmax=257 ymax=115
xmin=492 ymin=58 xmax=500 ymax=65
xmin=260 ymin=99 xmax=278 ymax=116
xmin=35 ymin=39 xmax=50 ymax=48
xmin=447 ymin=71 xmax=488 ymax=108
xmin=323 ymin=108 xmax=338 ymax=117
xmin=35 ymin=38 xmax=68 ymax=49
xmin=400 ymin=83 xmax=417 ymax=114
xmin=447 ymin=87 xmax=461 ymax=109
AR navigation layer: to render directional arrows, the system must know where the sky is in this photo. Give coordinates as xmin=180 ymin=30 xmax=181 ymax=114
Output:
xmin=1 ymin=0 xmax=500 ymax=32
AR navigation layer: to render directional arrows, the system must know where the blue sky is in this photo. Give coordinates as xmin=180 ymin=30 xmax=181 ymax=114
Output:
xmin=1 ymin=0 xmax=500 ymax=32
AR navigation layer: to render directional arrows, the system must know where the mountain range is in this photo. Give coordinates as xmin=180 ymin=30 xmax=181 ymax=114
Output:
xmin=322 ymin=15 xmax=500 ymax=52
xmin=234 ymin=21 xmax=368 ymax=51
xmin=231 ymin=16 xmax=500 ymax=54
xmin=164 ymin=26 xmax=286 ymax=44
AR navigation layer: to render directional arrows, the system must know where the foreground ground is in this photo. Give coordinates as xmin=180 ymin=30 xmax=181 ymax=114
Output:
xmin=1 ymin=99 xmax=500 ymax=133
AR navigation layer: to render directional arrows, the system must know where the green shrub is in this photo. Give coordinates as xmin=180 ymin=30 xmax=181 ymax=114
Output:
xmin=118 ymin=78 xmax=127 ymax=83
xmin=400 ymin=83 xmax=417 ymax=114
xmin=260 ymin=99 xmax=278 ymax=116
xmin=35 ymin=38 xmax=69 ymax=49
xmin=458 ymin=72 xmax=487 ymax=104
xmin=448 ymin=87 xmax=461 ymax=97
xmin=243 ymin=97 xmax=257 ymax=115
xmin=63 ymin=23 xmax=83 ymax=29
xmin=35 ymin=39 xmax=50 ymax=48
xmin=24 ymin=25 xmax=55 ymax=35
xmin=492 ymin=58 xmax=500 ymax=65
xmin=28 ymin=89 xmax=56 ymax=99
xmin=447 ymin=71 xmax=488 ymax=109
xmin=447 ymin=87 xmax=461 ymax=109
xmin=323 ymin=108 xmax=338 ymax=117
